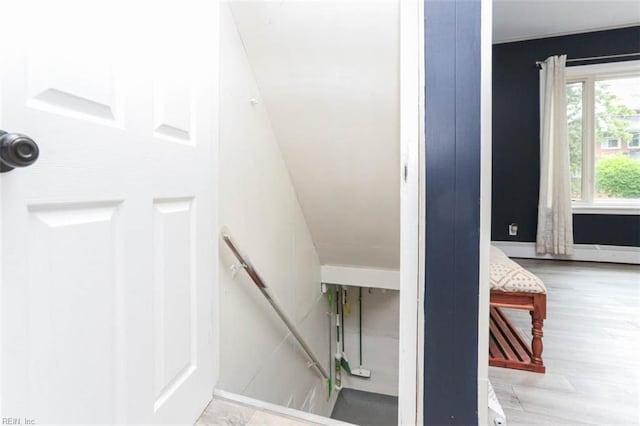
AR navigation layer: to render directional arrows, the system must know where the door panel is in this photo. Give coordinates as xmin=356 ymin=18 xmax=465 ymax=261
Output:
xmin=0 ymin=1 xmax=218 ymax=423
xmin=26 ymin=55 xmax=122 ymax=126
xmin=152 ymin=198 xmax=197 ymax=411
xmin=153 ymin=74 xmax=194 ymax=145
xmin=28 ymin=202 xmax=124 ymax=424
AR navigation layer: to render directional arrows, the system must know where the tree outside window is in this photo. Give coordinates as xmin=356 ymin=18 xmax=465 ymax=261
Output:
xmin=566 ymin=74 xmax=640 ymax=201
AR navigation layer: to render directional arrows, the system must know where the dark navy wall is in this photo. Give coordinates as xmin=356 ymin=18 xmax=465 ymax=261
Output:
xmin=424 ymin=0 xmax=481 ymax=424
xmin=492 ymin=26 xmax=640 ymax=247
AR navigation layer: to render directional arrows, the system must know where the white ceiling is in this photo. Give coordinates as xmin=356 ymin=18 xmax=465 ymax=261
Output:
xmin=494 ymin=0 xmax=640 ymax=43
xmin=229 ymin=1 xmax=401 ymax=269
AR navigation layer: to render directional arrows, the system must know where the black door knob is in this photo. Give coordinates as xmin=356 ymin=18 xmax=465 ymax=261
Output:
xmin=0 ymin=130 xmax=40 ymax=173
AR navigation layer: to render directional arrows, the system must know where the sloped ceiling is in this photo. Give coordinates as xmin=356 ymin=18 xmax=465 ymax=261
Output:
xmin=229 ymin=0 xmax=400 ymax=269
xmin=494 ymin=0 xmax=640 ymax=43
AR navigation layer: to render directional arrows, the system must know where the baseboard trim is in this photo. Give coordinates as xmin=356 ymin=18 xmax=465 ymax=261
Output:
xmin=491 ymin=241 xmax=640 ymax=265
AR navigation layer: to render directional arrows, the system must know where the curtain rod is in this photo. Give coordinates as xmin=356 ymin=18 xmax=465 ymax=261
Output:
xmin=535 ymin=52 xmax=640 ymax=66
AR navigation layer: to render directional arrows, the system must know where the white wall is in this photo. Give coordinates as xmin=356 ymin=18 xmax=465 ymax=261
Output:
xmin=338 ymin=286 xmax=399 ymax=397
xmin=229 ymin=1 xmax=401 ymax=270
xmin=218 ymin=3 xmax=336 ymax=416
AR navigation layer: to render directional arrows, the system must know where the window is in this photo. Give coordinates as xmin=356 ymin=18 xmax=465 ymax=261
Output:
xmin=566 ymin=81 xmax=583 ymax=199
xmin=601 ymin=136 xmax=620 ymax=150
xmin=566 ymin=61 xmax=640 ymax=213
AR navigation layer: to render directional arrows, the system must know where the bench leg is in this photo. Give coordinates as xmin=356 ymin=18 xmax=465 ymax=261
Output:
xmin=530 ymin=311 xmax=544 ymax=366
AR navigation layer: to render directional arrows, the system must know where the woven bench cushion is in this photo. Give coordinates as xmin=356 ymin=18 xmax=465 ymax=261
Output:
xmin=490 ymin=246 xmax=547 ymax=294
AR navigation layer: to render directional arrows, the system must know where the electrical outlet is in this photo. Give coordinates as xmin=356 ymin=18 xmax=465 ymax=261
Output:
xmin=508 ymin=223 xmax=518 ymax=236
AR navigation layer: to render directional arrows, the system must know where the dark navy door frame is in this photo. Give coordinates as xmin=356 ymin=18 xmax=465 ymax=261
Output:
xmin=424 ymin=0 xmax=483 ymax=424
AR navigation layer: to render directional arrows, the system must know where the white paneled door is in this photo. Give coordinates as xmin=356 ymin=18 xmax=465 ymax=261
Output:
xmin=0 ymin=1 xmax=218 ymax=424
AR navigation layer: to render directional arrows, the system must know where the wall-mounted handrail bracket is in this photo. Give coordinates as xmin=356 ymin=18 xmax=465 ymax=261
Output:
xmin=230 ymin=262 xmax=247 ymax=278
xmin=221 ymin=229 xmax=329 ymax=380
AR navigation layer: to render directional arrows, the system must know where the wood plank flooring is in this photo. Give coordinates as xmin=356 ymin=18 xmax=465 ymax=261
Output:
xmin=196 ymin=398 xmax=315 ymax=425
xmin=489 ymin=259 xmax=640 ymax=426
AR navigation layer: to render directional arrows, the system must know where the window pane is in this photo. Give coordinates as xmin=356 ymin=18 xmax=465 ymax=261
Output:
xmin=566 ymin=81 xmax=583 ymax=200
xmin=594 ymin=76 xmax=640 ymax=200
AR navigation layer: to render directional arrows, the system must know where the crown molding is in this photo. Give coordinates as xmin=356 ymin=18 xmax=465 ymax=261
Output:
xmin=493 ymin=23 xmax=640 ymax=45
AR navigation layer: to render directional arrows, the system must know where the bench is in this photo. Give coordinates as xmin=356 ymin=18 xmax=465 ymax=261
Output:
xmin=489 ymin=246 xmax=546 ymax=373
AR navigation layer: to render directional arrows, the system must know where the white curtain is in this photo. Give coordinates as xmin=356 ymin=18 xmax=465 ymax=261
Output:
xmin=536 ymin=55 xmax=574 ymax=255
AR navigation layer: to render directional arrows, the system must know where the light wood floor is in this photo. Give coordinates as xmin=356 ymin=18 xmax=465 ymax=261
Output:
xmin=489 ymin=258 xmax=640 ymax=426
xmin=197 ymin=398 xmax=313 ymax=425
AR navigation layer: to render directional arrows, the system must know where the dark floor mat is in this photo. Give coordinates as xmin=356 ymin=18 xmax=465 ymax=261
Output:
xmin=330 ymin=388 xmax=398 ymax=426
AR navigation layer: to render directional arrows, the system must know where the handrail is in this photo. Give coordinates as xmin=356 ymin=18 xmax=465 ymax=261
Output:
xmin=221 ymin=229 xmax=329 ymax=380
